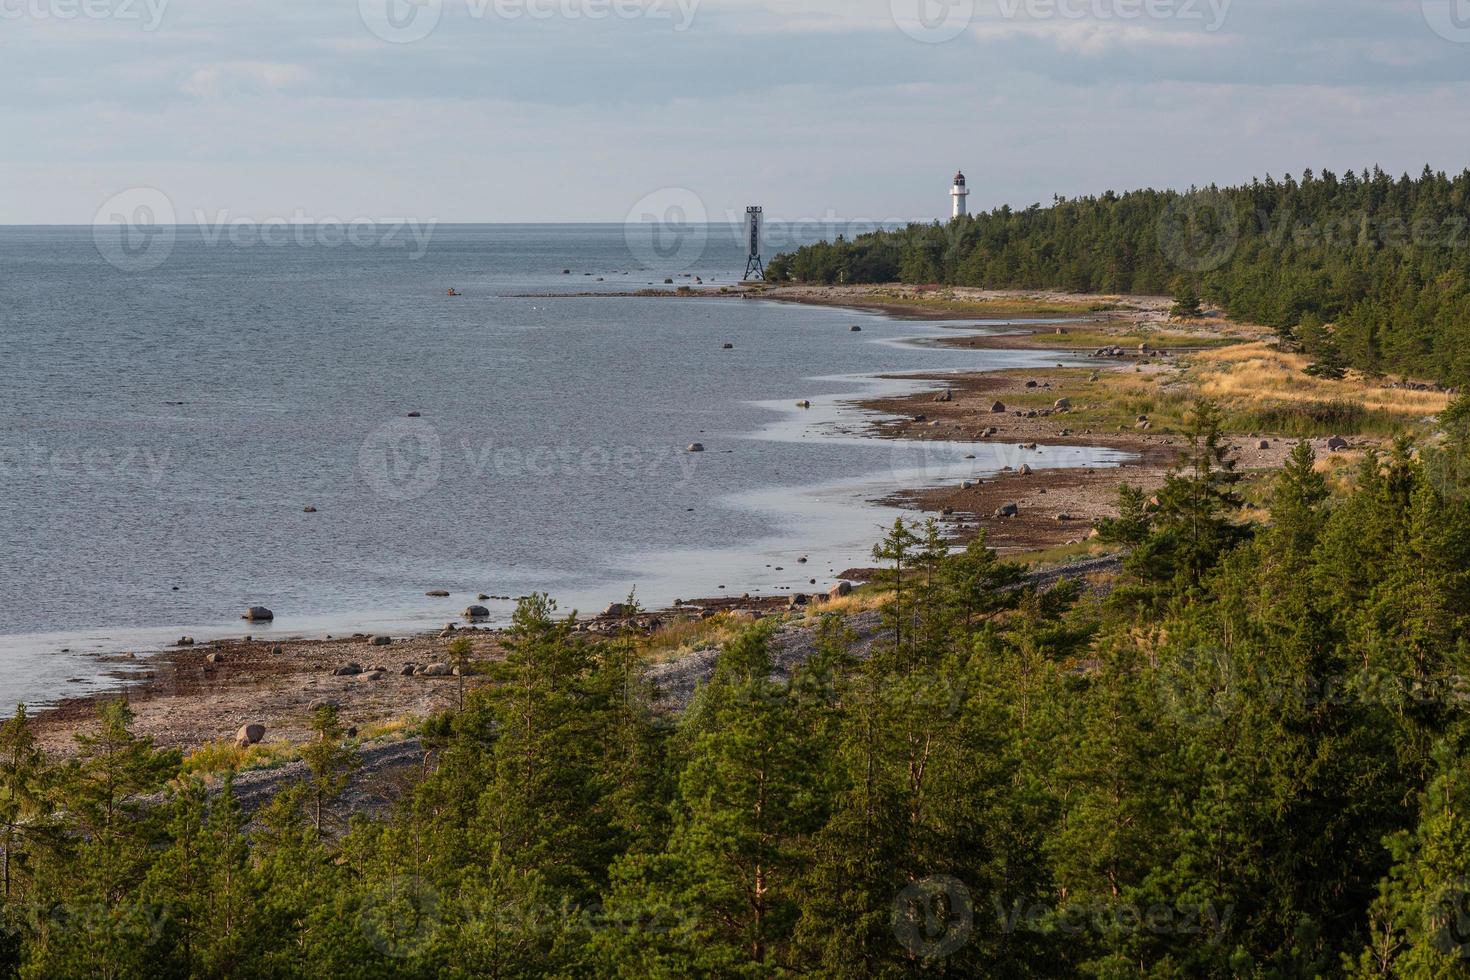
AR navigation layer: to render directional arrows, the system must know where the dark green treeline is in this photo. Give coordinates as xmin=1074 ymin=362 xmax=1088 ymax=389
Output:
xmin=767 ymin=166 xmax=1470 ymax=386
xmin=3 ymin=403 xmax=1470 ymax=977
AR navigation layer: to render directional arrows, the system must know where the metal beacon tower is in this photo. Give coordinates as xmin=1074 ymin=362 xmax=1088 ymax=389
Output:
xmin=743 ymin=206 xmax=765 ymax=281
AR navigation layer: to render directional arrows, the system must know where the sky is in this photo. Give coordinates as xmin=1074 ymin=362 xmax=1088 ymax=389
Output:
xmin=3 ymin=0 xmax=1470 ymax=225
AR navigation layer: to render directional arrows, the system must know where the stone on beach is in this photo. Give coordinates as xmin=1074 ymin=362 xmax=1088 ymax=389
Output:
xmin=995 ymin=502 xmax=1019 ymax=518
xmin=333 ymin=663 xmax=363 ymax=676
xmin=422 ymin=663 xmax=453 ymax=677
xmin=206 ymin=652 xmax=225 ymax=664
xmin=1328 ymin=435 xmax=1349 ymax=451
xmin=990 ymin=401 xmax=1006 ymax=413
xmin=242 ymin=606 xmax=274 ymax=622
xmin=829 ymin=581 xmax=853 ymax=599
xmin=369 ymin=635 xmax=393 ymax=647
xmin=234 ymin=724 xmax=265 ymax=748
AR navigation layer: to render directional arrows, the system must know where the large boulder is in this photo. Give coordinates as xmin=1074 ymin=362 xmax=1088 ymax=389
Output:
xmin=333 ymin=663 xmax=363 ymax=677
xmin=368 ymin=635 xmax=393 ymax=647
xmin=422 ymin=663 xmax=453 ymax=677
xmin=994 ymin=502 xmax=1019 ymax=518
xmin=1327 ymin=435 xmax=1350 ymax=452
xmin=234 ymin=724 xmax=265 ymax=748
xmin=990 ymin=401 xmax=1006 ymax=413
xmin=687 ymin=443 xmax=705 ymax=453
xmin=242 ymin=606 xmax=274 ymax=622
xmin=828 ymin=581 xmax=853 ymax=599
xmin=1054 ymin=397 xmax=1072 ymax=410
xmin=602 ymin=602 xmax=633 ymax=618
xmin=463 ymin=606 xmax=490 ymax=620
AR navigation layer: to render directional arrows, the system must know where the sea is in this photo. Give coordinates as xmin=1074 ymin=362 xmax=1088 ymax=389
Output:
xmin=0 ymin=223 xmax=1132 ymax=708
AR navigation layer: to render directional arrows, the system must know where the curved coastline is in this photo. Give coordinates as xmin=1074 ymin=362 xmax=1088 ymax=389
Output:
xmin=4 ymin=306 xmax=1129 ymax=714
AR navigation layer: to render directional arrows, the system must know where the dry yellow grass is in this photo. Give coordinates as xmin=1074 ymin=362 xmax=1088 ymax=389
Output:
xmin=800 ymin=590 xmax=893 ymax=618
xmin=639 ymin=612 xmax=753 ymax=664
xmin=181 ymin=738 xmax=297 ymax=777
xmin=1190 ymin=343 xmax=1450 ymax=418
xmin=357 ymin=715 xmax=420 ymax=741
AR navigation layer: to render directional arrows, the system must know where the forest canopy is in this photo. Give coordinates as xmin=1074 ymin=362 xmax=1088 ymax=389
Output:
xmin=766 ymin=166 xmax=1470 ymax=386
xmin=4 ymin=405 xmax=1470 ymax=976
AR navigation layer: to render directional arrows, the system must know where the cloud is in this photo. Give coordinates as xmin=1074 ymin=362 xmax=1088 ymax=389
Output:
xmin=971 ymin=20 xmax=1232 ymax=54
xmin=180 ymin=61 xmax=314 ymax=99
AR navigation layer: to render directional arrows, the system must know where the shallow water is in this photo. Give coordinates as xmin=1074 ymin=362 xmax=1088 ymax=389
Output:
xmin=0 ymin=225 xmax=1131 ymax=707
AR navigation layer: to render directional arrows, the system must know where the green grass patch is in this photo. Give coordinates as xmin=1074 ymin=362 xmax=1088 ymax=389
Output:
xmin=1225 ymin=400 xmax=1404 ymax=438
xmin=1001 ymin=367 xmax=1197 ymax=434
xmin=870 ymin=292 xmax=1122 ymax=317
xmin=1037 ymin=326 xmax=1242 ymax=351
xmin=1018 ymin=540 xmax=1119 ymax=567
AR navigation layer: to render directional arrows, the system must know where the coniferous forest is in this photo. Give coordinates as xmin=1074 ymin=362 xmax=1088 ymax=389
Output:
xmin=766 ymin=166 xmax=1470 ymax=387
xmin=4 ymin=403 xmax=1470 ymax=976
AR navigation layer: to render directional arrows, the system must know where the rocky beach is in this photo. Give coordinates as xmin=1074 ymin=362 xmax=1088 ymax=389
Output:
xmin=26 ymin=283 xmax=1435 ymax=783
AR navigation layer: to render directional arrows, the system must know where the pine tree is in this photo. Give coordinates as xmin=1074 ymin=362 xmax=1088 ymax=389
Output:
xmin=300 ymin=703 xmax=360 ymax=835
xmin=603 ymin=626 xmax=820 ymax=973
xmin=0 ymin=706 xmax=47 ymax=903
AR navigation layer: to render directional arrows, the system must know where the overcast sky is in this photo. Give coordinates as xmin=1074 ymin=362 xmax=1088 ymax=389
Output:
xmin=4 ymin=0 xmax=1470 ymax=224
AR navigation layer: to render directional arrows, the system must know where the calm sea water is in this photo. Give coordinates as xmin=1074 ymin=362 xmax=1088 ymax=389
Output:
xmin=0 ymin=225 xmax=1131 ymax=707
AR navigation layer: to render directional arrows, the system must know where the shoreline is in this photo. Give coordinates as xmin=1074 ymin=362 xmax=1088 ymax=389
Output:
xmin=23 ymin=300 xmax=1116 ymax=753
xmin=24 ymin=283 xmax=1379 ymax=758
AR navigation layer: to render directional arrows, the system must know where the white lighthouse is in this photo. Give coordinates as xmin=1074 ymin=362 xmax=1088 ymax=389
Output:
xmin=951 ymin=170 xmax=970 ymax=219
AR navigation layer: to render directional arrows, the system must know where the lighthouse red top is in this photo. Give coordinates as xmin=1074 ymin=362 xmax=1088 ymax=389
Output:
xmin=954 ymin=171 xmax=966 ymax=186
